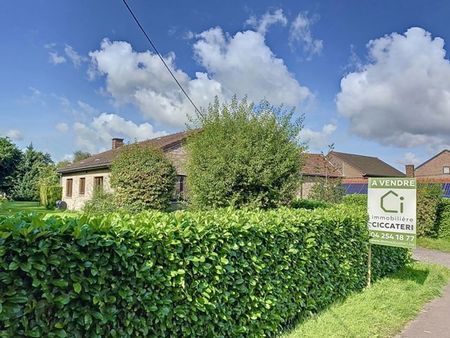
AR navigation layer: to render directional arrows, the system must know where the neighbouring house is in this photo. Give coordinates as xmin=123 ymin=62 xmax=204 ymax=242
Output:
xmin=408 ymin=150 xmax=450 ymax=180
xmin=328 ymin=151 xmax=405 ymax=194
xmin=58 ymin=131 xmax=191 ymax=210
xmin=405 ymin=150 xmax=450 ymax=197
xmin=298 ymin=153 xmax=342 ymax=198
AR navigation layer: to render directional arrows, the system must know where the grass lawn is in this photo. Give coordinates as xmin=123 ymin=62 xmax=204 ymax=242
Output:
xmin=0 ymin=201 xmax=74 ymax=217
xmin=281 ymin=262 xmax=450 ymax=338
xmin=417 ymin=237 xmax=450 ymax=253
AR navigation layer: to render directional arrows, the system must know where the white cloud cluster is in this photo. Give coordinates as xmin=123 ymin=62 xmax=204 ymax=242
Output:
xmin=5 ymin=129 xmax=23 ymax=141
xmin=88 ymin=13 xmax=312 ymax=127
xmin=289 ymin=12 xmax=323 ymax=58
xmin=298 ymin=123 xmax=337 ymax=151
xmin=398 ymin=152 xmax=421 ymax=166
xmin=49 ymin=51 xmax=66 ymax=65
xmin=337 ymin=27 xmax=450 ymax=150
xmin=64 ymin=45 xmax=87 ymax=67
xmin=245 ymin=9 xmax=287 ymax=35
xmin=55 ymin=122 xmax=69 ymax=133
xmin=73 ymin=113 xmax=165 ymax=153
xmin=46 ymin=43 xmax=86 ymax=67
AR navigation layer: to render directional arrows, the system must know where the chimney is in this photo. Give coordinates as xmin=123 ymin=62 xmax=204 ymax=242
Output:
xmin=112 ymin=138 xmax=124 ymax=150
xmin=405 ymin=164 xmax=415 ymax=177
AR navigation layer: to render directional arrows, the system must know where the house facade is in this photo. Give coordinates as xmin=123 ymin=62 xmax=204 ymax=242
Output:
xmin=58 ymin=131 xmax=190 ymax=210
xmin=410 ymin=150 xmax=450 ymax=180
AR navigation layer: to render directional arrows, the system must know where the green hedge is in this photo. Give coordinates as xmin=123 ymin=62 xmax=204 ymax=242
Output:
xmin=342 ymin=194 xmax=367 ymax=208
xmin=290 ymin=198 xmax=330 ymax=210
xmin=0 ymin=207 xmax=409 ymax=337
xmin=417 ymin=183 xmax=442 ymax=237
xmin=39 ymin=185 xmax=62 ymax=210
xmin=437 ymin=198 xmax=450 ymax=238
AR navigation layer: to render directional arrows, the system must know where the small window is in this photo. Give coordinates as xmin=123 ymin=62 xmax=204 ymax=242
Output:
xmin=444 ymin=166 xmax=450 ymax=174
xmin=79 ymin=178 xmax=86 ymax=195
xmin=66 ymin=179 xmax=73 ymax=197
xmin=94 ymin=176 xmax=104 ymax=190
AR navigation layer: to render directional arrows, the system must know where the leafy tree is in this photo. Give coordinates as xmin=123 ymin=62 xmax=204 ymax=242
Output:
xmin=186 ymin=96 xmax=304 ymax=209
xmin=12 ymin=144 xmax=53 ymax=201
xmin=0 ymin=137 xmax=22 ymax=194
xmin=73 ymin=150 xmax=91 ymax=162
xmin=110 ymin=144 xmax=176 ymax=211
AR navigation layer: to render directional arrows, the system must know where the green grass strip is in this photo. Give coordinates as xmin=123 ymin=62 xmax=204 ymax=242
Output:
xmin=417 ymin=237 xmax=450 ymax=253
xmin=281 ymin=262 xmax=450 ymax=338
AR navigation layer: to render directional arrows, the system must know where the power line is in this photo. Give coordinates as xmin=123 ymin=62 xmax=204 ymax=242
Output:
xmin=121 ymin=0 xmax=204 ymax=118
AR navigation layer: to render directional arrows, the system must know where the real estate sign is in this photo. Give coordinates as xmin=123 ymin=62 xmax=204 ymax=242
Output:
xmin=367 ymin=178 xmax=416 ymax=249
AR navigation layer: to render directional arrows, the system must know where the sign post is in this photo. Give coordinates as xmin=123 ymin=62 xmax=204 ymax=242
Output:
xmin=367 ymin=177 xmax=417 ymax=286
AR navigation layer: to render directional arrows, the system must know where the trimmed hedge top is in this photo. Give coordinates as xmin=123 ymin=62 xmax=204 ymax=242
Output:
xmin=0 ymin=207 xmax=409 ymax=337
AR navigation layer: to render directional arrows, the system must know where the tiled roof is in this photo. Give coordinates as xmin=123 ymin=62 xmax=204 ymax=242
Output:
xmin=301 ymin=153 xmax=341 ymax=177
xmin=330 ymin=151 xmax=405 ymax=177
xmin=58 ymin=130 xmax=194 ymax=174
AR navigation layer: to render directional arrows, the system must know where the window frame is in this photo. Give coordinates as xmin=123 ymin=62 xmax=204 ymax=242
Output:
xmin=79 ymin=177 xmax=86 ymax=195
xmin=444 ymin=166 xmax=450 ymax=175
xmin=94 ymin=176 xmax=104 ymax=190
xmin=66 ymin=178 xmax=73 ymax=197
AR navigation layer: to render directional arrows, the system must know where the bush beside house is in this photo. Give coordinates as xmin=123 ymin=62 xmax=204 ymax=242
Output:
xmin=0 ymin=206 xmax=408 ymax=337
xmin=110 ymin=144 xmax=177 ymax=212
xmin=187 ymin=97 xmax=304 ymax=210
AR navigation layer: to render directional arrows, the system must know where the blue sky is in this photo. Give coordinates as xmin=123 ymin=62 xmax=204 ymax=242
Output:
xmin=2 ymin=0 xmax=450 ymax=169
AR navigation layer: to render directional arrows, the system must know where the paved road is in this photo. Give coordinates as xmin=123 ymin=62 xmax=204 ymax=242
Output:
xmin=397 ymin=248 xmax=450 ymax=338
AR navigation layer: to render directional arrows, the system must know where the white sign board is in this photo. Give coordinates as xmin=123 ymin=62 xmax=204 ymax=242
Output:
xmin=367 ymin=178 xmax=416 ymax=249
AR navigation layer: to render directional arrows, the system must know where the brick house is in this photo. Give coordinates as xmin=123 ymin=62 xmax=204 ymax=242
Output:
xmin=58 ymin=131 xmax=191 ymax=210
xmin=407 ymin=150 xmax=450 ymax=181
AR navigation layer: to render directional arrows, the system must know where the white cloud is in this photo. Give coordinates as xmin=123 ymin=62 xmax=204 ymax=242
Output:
xmin=64 ymin=44 xmax=87 ymax=67
xmin=193 ymin=26 xmax=312 ymax=107
xmin=289 ymin=12 xmax=323 ymax=58
xmin=89 ymin=39 xmax=222 ymax=127
xmin=245 ymin=9 xmax=287 ymax=35
xmin=88 ymin=20 xmax=311 ymax=127
xmin=298 ymin=123 xmax=337 ymax=151
xmin=73 ymin=113 xmax=166 ymax=153
xmin=337 ymin=27 xmax=450 ymax=149
xmin=398 ymin=152 xmax=421 ymax=166
xmin=6 ymin=129 xmax=23 ymax=141
xmin=49 ymin=51 xmax=66 ymax=65
xmin=55 ymin=122 xmax=69 ymax=133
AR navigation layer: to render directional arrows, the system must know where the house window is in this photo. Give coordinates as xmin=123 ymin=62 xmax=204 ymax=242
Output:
xmin=444 ymin=166 xmax=450 ymax=175
xmin=79 ymin=178 xmax=86 ymax=195
xmin=175 ymin=175 xmax=186 ymax=199
xmin=94 ymin=176 xmax=104 ymax=191
xmin=66 ymin=179 xmax=73 ymax=197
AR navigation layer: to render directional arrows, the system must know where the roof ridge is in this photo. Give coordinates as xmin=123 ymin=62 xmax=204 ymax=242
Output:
xmin=415 ymin=149 xmax=450 ymax=170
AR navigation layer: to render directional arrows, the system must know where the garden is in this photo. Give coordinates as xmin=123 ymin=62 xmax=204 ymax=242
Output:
xmin=1 ymin=98 xmax=449 ymax=337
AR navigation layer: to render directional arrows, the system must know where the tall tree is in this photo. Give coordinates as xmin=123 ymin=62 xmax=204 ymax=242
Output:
xmin=0 ymin=137 xmax=22 ymax=194
xmin=73 ymin=150 xmax=91 ymax=162
xmin=12 ymin=144 xmax=53 ymax=201
xmin=187 ymin=96 xmax=304 ymax=209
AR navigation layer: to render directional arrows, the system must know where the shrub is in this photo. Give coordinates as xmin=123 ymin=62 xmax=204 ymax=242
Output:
xmin=291 ymin=198 xmax=330 ymax=210
xmin=110 ymin=143 xmax=177 ymax=211
xmin=0 ymin=206 xmax=409 ymax=337
xmin=436 ymin=198 xmax=450 ymax=238
xmin=83 ymin=188 xmax=116 ymax=214
xmin=342 ymin=194 xmax=368 ymax=208
xmin=187 ymin=97 xmax=304 ymax=209
xmin=39 ymin=185 xmax=62 ymax=209
xmin=417 ymin=183 xmax=442 ymax=237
